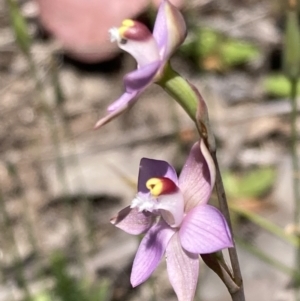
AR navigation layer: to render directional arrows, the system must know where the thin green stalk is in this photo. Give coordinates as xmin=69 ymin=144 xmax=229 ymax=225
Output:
xmin=0 ymin=190 xmax=31 ymax=300
xmin=212 ymin=155 xmax=245 ymax=301
xmin=5 ymin=161 xmax=39 ymax=252
xmin=26 ymin=56 xmax=86 ymax=269
xmin=49 ymin=56 xmax=96 ymax=249
xmin=290 ymin=78 xmax=300 ymax=293
xmin=282 ymin=1 xmax=300 ymax=297
xmin=290 ymin=78 xmax=300 ymax=226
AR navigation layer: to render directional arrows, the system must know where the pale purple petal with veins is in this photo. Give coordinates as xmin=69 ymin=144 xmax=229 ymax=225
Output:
xmin=157 ymin=190 xmax=184 ymax=227
xmin=119 ymin=38 xmax=160 ymax=68
xmin=124 ymin=60 xmax=161 ymax=93
xmin=153 ymin=0 xmax=186 ymax=60
xmin=166 ymin=233 xmax=199 ymax=301
xmin=179 ymin=141 xmax=214 ymax=212
xmin=98 ymin=60 xmax=159 ymax=129
xmin=110 ymin=206 xmax=154 ymax=235
xmin=131 ymin=219 xmax=175 ymax=287
xmin=179 ymin=205 xmax=233 ymax=254
xmin=152 ymin=0 xmax=167 ymax=53
xmin=107 ymin=90 xmax=140 ymax=112
xmin=94 ymin=90 xmax=140 ymax=129
xmin=200 ymin=139 xmax=216 ymax=189
xmin=138 ymin=158 xmax=178 ymax=194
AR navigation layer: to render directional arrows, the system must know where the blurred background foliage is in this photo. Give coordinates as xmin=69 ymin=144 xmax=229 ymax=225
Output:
xmin=181 ymin=27 xmax=260 ymax=71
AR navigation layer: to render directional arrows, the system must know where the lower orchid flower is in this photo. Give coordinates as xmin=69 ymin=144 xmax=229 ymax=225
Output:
xmin=111 ymin=140 xmax=233 ymax=301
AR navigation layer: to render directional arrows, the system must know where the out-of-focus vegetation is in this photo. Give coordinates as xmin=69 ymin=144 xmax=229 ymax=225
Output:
xmin=223 ymin=167 xmax=276 ymax=199
xmin=181 ymin=28 xmax=260 ymax=71
xmin=27 ymin=254 xmax=110 ymax=301
xmin=264 ymin=74 xmax=300 ymax=97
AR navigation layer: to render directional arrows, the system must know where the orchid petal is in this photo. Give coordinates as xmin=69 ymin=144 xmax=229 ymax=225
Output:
xmin=179 ymin=205 xmax=233 ymax=254
xmin=124 ymin=60 xmax=161 ymax=93
xmin=158 ymin=190 xmax=184 ymax=227
xmin=110 ymin=206 xmax=154 ymax=235
xmin=166 ymin=233 xmax=199 ymax=301
xmin=179 ymin=141 xmax=215 ymax=212
xmin=138 ymin=158 xmax=178 ymax=194
xmin=153 ymin=0 xmax=186 ymax=60
xmin=118 ymin=35 xmax=160 ymax=67
xmin=200 ymin=139 xmax=216 ymax=189
xmin=107 ymin=90 xmax=140 ymax=112
xmin=131 ymin=219 xmax=175 ymax=287
xmin=94 ymin=91 xmax=139 ymax=129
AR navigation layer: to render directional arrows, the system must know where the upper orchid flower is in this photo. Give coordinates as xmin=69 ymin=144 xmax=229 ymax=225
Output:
xmin=94 ymin=0 xmax=187 ymax=128
xmin=111 ymin=140 xmax=233 ymax=301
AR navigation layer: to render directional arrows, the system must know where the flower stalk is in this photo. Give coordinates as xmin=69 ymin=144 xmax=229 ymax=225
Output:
xmin=157 ymin=64 xmax=198 ymax=121
xmin=283 ymin=0 xmax=300 ymax=298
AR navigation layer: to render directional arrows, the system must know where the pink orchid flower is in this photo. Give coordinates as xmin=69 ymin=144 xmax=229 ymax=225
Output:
xmin=111 ymin=140 xmax=233 ymax=301
xmin=95 ymin=0 xmax=186 ymax=128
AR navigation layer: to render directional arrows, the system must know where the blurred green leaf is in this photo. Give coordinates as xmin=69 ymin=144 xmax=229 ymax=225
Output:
xmin=221 ymin=40 xmax=259 ymax=66
xmin=7 ymin=0 xmax=31 ymax=56
xmin=50 ymin=253 xmax=109 ymax=301
xmin=263 ymin=73 xmax=300 ymax=97
xmin=198 ymin=28 xmax=220 ymax=57
xmin=89 ymin=280 xmax=110 ymax=301
xmin=51 ymin=253 xmax=86 ymax=301
xmin=223 ymin=167 xmax=276 ymax=199
xmin=28 ymin=292 xmax=52 ymax=301
xmin=181 ymin=28 xmax=259 ymax=69
xmin=180 ymin=28 xmax=217 ymax=58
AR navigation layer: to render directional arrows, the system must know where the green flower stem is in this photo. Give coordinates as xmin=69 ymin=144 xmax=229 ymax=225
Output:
xmin=7 ymin=0 xmax=86 ymax=270
xmin=291 ymin=77 xmax=300 ymax=230
xmin=283 ymin=1 xmax=300 ymax=296
xmin=5 ymin=161 xmax=39 ymax=252
xmin=0 ymin=190 xmax=31 ymax=299
xmin=290 ymin=77 xmax=300 ymax=293
xmin=157 ymin=63 xmax=245 ymax=301
xmin=50 ymin=56 xmax=97 ymax=249
xmin=28 ymin=56 xmax=86 ymax=269
xmin=157 ymin=64 xmax=198 ymax=122
xmin=212 ymin=154 xmax=245 ymax=301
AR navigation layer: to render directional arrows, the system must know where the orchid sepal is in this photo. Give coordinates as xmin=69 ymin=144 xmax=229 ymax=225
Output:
xmin=153 ymin=0 xmax=187 ymax=60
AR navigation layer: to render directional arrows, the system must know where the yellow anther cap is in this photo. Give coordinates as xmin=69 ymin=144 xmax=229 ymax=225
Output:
xmin=122 ymin=19 xmax=135 ymax=27
xmin=118 ymin=19 xmax=134 ymax=37
xmin=117 ymin=19 xmax=151 ymax=41
xmin=146 ymin=177 xmax=177 ymax=196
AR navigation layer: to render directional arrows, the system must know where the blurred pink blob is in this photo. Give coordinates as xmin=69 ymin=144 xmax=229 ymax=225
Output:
xmin=35 ymin=0 xmax=183 ymax=62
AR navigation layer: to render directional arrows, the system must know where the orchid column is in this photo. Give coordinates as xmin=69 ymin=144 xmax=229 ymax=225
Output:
xmin=96 ymin=1 xmax=245 ymax=301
